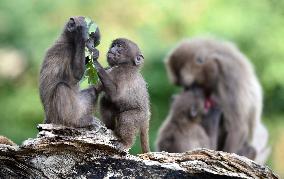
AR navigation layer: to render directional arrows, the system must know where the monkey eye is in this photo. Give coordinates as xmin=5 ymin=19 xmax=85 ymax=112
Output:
xmin=196 ymin=57 xmax=204 ymax=64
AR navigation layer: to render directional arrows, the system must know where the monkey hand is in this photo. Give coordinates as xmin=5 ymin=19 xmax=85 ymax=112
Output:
xmin=75 ymin=22 xmax=89 ymax=43
xmin=91 ymin=48 xmax=99 ymax=61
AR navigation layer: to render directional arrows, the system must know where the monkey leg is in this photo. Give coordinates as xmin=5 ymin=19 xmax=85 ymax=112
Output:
xmin=51 ymin=82 xmax=80 ymax=127
xmin=201 ymin=107 xmax=222 ymax=149
xmin=100 ymin=97 xmax=116 ymax=130
xmin=72 ymin=22 xmax=88 ymax=81
xmin=140 ymin=120 xmax=150 ymax=153
xmin=222 ymin=120 xmax=248 ymax=153
xmin=80 ymin=86 xmax=98 ymax=105
xmin=237 ymin=142 xmax=256 ymax=160
xmin=115 ymin=111 xmax=138 ymax=150
xmin=78 ymin=116 xmax=100 ymax=128
xmin=78 ymin=86 xmax=104 ymax=128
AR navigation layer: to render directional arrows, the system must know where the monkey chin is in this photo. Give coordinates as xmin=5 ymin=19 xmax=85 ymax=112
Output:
xmin=107 ymin=53 xmax=117 ymax=66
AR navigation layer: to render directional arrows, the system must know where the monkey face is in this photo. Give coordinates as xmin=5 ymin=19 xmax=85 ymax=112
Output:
xmin=166 ymin=40 xmax=219 ymax=92
xmin=85 ymin=28 xmax=100 ymax=51
xmin=181 ymin=54 xmax=219 ymax=92
xmin=107 ymin=38 xmax=144 ymax=66
xmin=172 ymin=89 xmax=206 ymax=120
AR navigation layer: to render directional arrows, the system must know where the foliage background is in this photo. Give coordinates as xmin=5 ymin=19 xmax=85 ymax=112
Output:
xmin=0 ymin=0 xmax=283 ymax=176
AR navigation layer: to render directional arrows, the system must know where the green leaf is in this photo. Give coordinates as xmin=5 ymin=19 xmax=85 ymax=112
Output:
xmin=85 ymin=47 xmax=92 ymax=58
xmin=89 ymin=23 xmax=97 ymax=34
xmin=81 ymin=57 xmax=99 ymax=85
xmin=85 ymin=17 xmax=92 ymax=26
xmin=82 ymin=17 xmax=99 ymax=85
xmin=84 ymin=17 xmax=98 ymax=34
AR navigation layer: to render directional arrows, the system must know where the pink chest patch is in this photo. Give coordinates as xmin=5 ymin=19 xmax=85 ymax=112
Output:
xmin=205 ymin=98 xmax=214 ymax=111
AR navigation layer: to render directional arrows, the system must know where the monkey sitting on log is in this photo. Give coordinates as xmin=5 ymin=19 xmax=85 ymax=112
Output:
xmin=156 ymin=87 xmax=222 ymax=153
xmin=39 ymin=16 xmax=101 ymax=128
xmin=165 ymin=37 xmax=270 ymax=163
xmin=88 ymin=38 xmax=150 ymax=153
xmin=0 ymin=136 xmax=16 ymax=146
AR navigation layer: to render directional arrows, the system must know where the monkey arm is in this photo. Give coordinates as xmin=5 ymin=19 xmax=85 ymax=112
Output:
xmin=201 ymin=107 xmax=222 ymax=149
xmin=223 ymin=119 xmax=248 ymax=153
xmin=72 ymin=37 xmax=86 ymax=81
xmin=202 ymin=108 xmax=221 ymax=136
xmin=92 ymin=59 xmax=118 ymax=100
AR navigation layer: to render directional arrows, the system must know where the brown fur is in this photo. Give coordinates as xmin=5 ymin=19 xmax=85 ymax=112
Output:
xmin=156 ymin=88 xmax=221 ymax=152
xmin=0 ymin=136 xmax=16 ymax=146
xmin=39 ymin=16 xmax=99 ymax=127
xmin=91 ymin=38 xmax=150 ymax=153
xmin=165 ymin=38 xmax=269 ymax=163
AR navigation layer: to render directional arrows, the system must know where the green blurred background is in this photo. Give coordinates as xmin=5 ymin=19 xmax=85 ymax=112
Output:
xmin=0 ymin=0 xmax=283 ymax=176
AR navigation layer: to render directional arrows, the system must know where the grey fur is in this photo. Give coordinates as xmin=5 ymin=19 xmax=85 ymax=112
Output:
xmin=39 ymin=16 xmax=98 ymax=128
xmin=92 ymin=38 xmax=150 ymax=153
xmin=165 ymin=37 xmax=269 ymax=163
xmin=156 ymin=89 xmax=221 ymax=153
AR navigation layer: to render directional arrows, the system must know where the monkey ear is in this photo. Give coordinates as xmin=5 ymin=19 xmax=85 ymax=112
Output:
xmin=134 ymin=54 xmax=144 ymax=66
xmin=67 ymin=18 xmax=76 ymax=32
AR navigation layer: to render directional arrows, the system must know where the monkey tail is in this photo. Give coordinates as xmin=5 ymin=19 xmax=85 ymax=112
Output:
xmin=140 ymin=121 xmax=150 ymax=153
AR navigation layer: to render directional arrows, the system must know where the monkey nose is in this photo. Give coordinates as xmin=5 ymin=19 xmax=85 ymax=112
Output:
xmin=107 ymin=52 xmax=115 ymax=59
xmin=110 ymin=47 xmax=116 ymax=54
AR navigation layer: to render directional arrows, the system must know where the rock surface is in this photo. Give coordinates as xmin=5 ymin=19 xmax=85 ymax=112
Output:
xmin=0 ymin=122 xmax=279 ymax=179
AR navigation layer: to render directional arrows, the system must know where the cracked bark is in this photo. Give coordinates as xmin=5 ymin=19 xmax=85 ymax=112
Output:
xmin=0 ymin=122 xmax=279 ymax=179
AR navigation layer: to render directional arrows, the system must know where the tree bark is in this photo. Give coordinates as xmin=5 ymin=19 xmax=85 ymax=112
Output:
xmin=0 ymin=122 xmax=279 ymax=179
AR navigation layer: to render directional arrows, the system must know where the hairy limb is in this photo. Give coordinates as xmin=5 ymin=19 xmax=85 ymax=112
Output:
xmin=90 ymin=48 xmax=118 ymax=99
xmin=237 ymin=142 xmax=256 ymax=160
xmin=49 ymin=82 xmax=78 ymax=126
xmin=72 ymin=25 xmax=88 ymax=81
xmin=115 ymin=111 xmax=138 ymax=149
xmin=140 ymin=120 xmax=150 ymax=153
xmin=80 ymin=86 xmax=98 ymax=104
xmin=201 ymin=107 xmax=222 ymax=149
xmin=100 ymin=97 xmax=117 ymax=130
xmin=223 ymin=118 xmax=248 ymax=153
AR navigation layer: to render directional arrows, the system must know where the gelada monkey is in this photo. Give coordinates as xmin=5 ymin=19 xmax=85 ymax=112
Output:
xmin=0 ymin=136 xmax=16 ymax=146
xmin=156 ymin=87 xmax=221 ymax=153
xmin=165 ymin=38 xmax=269 ymax=163
xmin=88 ymin=38 xmax=150 ymax=153
xmin=39 ymin=16 xmax=100 ymax=128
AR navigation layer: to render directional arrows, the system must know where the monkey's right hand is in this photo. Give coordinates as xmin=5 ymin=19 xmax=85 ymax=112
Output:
xmin=91 ymin=48 xmax=99 ymax=61
xmin=75 ymin=22 xmax=89 ymax=43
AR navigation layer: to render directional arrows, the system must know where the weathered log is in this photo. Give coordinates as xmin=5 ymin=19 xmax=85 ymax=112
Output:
xmin=0 ymin=122 xmax=279 ymax=179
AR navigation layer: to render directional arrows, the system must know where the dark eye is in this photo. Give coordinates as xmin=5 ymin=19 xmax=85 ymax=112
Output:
xmin=117 ymin=44 xmax=122 ymax=47
xmin=196 ymin=57 xmax=204 ymax=64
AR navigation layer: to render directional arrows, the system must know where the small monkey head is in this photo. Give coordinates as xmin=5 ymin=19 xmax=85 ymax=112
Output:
xmin=165 ymin=38 xmax=220 ymax=92
xmin=65 ymin=16 xmax=101 ymax=47
xmin=66 ymin=16 xmax=87 ymax=38
xmin=107 ymin=38 xmax=144 ymax=67
xmin=172 ymin=88 xmax=205 ymax=120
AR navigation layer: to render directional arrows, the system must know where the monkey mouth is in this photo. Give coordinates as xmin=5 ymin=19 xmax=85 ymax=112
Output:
xmin=107 ymin=52 xmax=118 ymax=66
xmin=107 ymin=52 xmax=114 ymax=58
xmin=204 ymin=97 xmax=215 ymax=112
xmin=185 ymin=83 xmax=216 ymax=112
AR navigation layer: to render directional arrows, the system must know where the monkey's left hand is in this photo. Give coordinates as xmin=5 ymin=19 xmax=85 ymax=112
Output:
xmin=91 ymin=48 xmax=99 ymax=61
